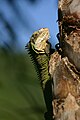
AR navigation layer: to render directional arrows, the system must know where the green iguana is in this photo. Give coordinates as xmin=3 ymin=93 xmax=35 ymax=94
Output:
xmin=26 ymin=28 xmax=54 ymax=120
xmin=26 ymin=28 xmax=52 ymax=89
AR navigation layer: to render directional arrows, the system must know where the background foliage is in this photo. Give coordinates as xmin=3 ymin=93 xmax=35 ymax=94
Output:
xmin=0 ymin=50 xmax=46 ymax=120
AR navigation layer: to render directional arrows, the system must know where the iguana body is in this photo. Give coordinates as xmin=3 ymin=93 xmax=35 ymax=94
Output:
xmin=26 ymin=28 xmax=51 ymax=89
xmin=26 ymin=28 xmax=53 ymax=120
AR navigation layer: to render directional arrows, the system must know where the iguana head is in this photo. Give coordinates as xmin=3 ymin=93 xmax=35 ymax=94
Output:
xmin=27 ymin=28 xmax=50 ymax=54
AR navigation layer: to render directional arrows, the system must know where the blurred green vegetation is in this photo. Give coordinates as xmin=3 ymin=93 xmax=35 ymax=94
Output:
xmin=0 ymin=49 xmax=46 ymax=120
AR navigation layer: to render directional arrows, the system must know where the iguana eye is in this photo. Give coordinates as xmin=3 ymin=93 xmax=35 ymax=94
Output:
xmin=34 ymin=33 xmax=38 ymax=37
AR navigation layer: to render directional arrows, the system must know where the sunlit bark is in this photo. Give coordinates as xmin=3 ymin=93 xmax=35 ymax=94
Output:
xmin=48 ymin=0 xmax=80 ymax=119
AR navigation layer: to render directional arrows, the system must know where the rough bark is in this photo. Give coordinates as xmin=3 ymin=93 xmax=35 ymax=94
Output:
xmin=49 ymin=52 xmax=80 ymax=120
xmin=58 ymin=0 xmax=80 ymax=70
xmin=48 ymin=0 xmax=80 ymax=119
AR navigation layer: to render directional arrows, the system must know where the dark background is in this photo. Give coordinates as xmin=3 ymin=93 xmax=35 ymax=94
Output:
xmin=0 ymin=0 xmax=58 ymax=119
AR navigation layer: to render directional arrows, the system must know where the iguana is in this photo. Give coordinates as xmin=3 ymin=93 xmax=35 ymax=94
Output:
xmin=26 ymin=28 xmax=54 ymax=120
xmin=26 ymin=28 xmax=52 ymax=89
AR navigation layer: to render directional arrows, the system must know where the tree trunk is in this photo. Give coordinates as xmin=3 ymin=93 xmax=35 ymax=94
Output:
xmin=48 ymin=0 xmax=80 ymax=119
xmin=49 ymin=52 xmax=80 ymax=120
